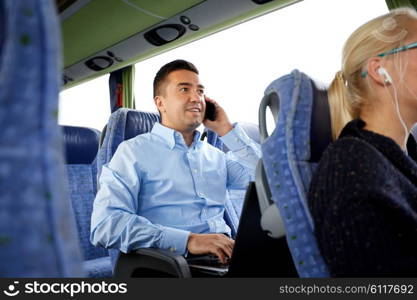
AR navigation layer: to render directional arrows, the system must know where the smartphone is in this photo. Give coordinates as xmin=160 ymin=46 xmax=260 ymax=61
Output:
xmin=204 ymin=100 xmax=217 ymax=121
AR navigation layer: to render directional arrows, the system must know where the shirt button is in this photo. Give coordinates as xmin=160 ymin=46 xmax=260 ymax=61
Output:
xmin=193 ymin=169 xmax=197 ymax=173
xmin=169 ymin=247 xmax=176 ymax=252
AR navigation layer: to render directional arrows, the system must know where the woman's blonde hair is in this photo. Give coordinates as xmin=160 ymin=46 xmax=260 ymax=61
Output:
xmin=328 ymin=7 xmax=417 ymax=139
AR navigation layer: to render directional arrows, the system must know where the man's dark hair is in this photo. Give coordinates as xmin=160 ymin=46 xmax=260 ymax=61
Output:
xmin=153 ymin=59 xmax=199 ymax=98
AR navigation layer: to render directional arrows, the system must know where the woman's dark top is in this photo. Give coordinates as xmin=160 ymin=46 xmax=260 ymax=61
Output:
xmin=308 ymin=119 xmax=417 ymax=277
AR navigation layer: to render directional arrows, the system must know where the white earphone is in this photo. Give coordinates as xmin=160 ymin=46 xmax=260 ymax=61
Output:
xmin=378 ymin=67 xmax=393 ymax=84
xmin=378 ymin=66 xmax=409 ymax=153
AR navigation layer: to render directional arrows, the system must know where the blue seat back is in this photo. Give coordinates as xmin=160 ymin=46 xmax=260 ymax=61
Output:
xmin=97 ymin=109 xmax=251 ymax=263
xmin=260 ymin=69 xmax=331 ymax=277
xmin=97 ymin=108 xmax=161 ymax=178
xmin=63 ymin=126 xmax=109 ymax=261
xmin=97 ymin=108 xmax=160 ymax=268
xmin=0 ymin=0 xmax=83 ymax=276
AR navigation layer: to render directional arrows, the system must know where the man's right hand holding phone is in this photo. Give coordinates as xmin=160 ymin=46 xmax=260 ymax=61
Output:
xmin=203 ymin=96 xmax=233 ymax=137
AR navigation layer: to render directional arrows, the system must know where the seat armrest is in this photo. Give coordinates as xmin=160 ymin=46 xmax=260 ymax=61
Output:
xmin=113 ymin=248 xmax=192 ymax=278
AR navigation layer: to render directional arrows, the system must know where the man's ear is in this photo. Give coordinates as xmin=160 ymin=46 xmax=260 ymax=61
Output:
xmin=366 ymin=57 xmax=388 ymax=86
xmin=154 ymin=95 xmax=166 ymax=113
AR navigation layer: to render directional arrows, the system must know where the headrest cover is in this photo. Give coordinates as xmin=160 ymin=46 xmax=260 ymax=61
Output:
xmin=260 ymin=69 xmax=331 ymax=277
xmin=124 ymin=110 xmax=160 ymax=141
xmin=63 ymin=126 xmax=100 ymax=164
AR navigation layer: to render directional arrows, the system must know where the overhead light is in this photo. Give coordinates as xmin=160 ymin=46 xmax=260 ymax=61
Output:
xmin=144 ymin=24 xmax=186 ymax=46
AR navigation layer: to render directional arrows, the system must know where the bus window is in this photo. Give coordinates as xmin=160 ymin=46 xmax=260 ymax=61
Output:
xmin=58 ymin=1 xmax=387 ymax=131
xmin=59 ymin=74 xmax=110 ymax=130
xmin=133 ymin=0 xmax=387 ymax=129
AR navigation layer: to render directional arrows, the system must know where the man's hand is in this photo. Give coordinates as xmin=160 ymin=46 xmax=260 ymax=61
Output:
xmin=187 ymin=233 xmax=235 ymax=264
xmin=203 ymin=96 xmax=233 ymax=137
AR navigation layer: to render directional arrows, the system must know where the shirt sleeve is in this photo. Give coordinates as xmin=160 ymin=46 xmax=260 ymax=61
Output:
xmin=220 ymin=124 xmax=262 ymax=190
xmin=90 ymin=141 xmax=190 ymax=255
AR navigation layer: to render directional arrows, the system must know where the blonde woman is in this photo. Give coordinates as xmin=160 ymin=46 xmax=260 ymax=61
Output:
xmin=308 ymin=8 xmax=417 ymax=276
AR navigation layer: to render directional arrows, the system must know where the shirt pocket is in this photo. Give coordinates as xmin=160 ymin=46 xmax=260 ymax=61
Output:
xmin=202 ymin=168 xmax=225 ymax=180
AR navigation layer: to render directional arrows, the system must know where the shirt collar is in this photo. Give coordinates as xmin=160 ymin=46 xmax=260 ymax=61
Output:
xmin=151 ymin=122 xmax=202 ymax=150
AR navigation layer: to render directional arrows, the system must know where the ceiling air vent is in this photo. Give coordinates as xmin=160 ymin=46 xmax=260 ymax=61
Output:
xmin=84 ymin=56 xmax=114 ymax=71
xmin=144 ymin=24 xmax=186 ymax=46
xmin=252 ymin=0 xmax=275 ymax=4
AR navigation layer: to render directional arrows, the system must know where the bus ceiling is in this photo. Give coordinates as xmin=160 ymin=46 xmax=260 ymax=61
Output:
xmin=58 ymin=0 xmax=301 ymax=89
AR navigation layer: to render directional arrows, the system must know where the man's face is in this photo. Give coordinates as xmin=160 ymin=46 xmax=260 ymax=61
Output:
xmin=155 ymin=69 xmax=206 ymax=132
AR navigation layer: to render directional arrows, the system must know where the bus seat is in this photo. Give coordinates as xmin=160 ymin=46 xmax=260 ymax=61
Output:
xmin=0 ymin=0 xmax=83 ymax=276
xmin=62 ymin=126 xmax=112 ymax=278
xmin=96 ymin=108 xmax=160 ymax=272
xmin=259 ymin=69 xmax=331 ymax=277
xmin=97 ymin=108 xmax=160 ymax=179
xmin=96 ymin=108 xmax=249 ymax=277
xmin=205 ymin=123 xmax=261 ymax=236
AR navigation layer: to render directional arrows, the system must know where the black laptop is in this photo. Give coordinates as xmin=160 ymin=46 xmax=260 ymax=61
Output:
xmin=186 ymin=182 xmax=297 ymax=277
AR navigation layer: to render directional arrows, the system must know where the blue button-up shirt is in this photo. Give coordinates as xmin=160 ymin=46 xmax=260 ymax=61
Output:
xmin=91 ymin=122 xmax=261 ymax=255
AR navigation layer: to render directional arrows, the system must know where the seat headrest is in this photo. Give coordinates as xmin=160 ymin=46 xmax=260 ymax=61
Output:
xmin=97 ymin=108 xmax=161 ymax=182
xmin=62 ymin=126 xmax=100 ymax=164
xmin=260 ymin=71 xmax=332 ymax=163
xmin=124 ymin=110 xmax=161 ymax=141
xmin=259 ymin=69 xmax=331 ymax=277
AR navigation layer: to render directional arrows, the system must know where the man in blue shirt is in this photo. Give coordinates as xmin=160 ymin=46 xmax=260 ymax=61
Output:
xmin=91 ymin=60 xmax=260 ymax=263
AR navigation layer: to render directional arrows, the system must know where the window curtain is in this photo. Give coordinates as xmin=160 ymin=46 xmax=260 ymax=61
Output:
xmin=109 ymin=65 xmax=136 ymax=113
xmin=386 ymin=0 xmax=417 ymax=10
